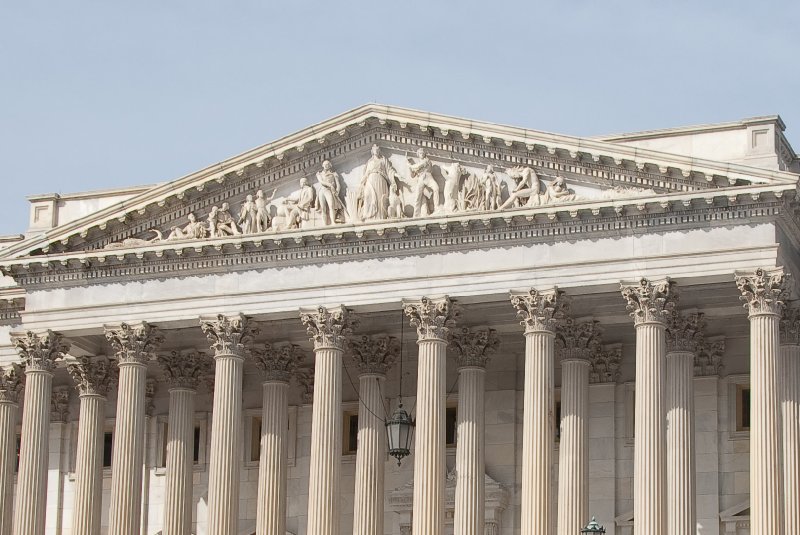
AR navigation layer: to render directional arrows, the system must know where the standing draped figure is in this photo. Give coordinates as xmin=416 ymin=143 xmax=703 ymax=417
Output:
xmin=358 ymin=144 xmax=401 ymax=222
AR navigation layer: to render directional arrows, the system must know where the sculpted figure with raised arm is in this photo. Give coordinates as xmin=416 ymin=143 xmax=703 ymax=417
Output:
xmin=255 ymin=189 xmax=276 ymax=233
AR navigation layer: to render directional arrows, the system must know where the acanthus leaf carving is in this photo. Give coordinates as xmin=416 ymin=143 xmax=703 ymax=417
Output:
xmin=349 ymin=335 xmax=400 ymax=375
xmin=620 ymin=277 xmax=678 ymax=325
xmin=555 ymin=318 xmax=603 ymax=361
xmin=735 ymin=267 xmax=789 ymax=317
xmin=590 ymin=344 xmax=622 ymax=384
xmin=104 ymin=322 xmax=164 ymax=365
xmin=157 ymin=350 xmax=212 ymax=390
xmin=300 ymin=306 xmax=356 ymax=351
xmin=403 ymin=296 xmax=459 ymax=341
xmin=0 ymin=364 xmax=25 ymax=404
xmin=50 ymin=386 xmax=71 ymax=423
xmin=66 ymin=356 xmax=118 ymax=397
xmin=665 ymin=310 xmax=705 ymax=353
xmin=780 ymin=305 xmax=800 ymax=345
xmin=449 ymin=328 xmax=500 ymax=368
xmin=296 ymin=365 xmax=315 ymax=404
xmin=509 ymin=288 xmax=569 ymax=334
xmin=251 ymin=343 xmax=305 ymax=383
xmin=12 ymin=330 xmax=71 ymax=372
xmin=199 ymin=314 xmax=258 ymax=358
xmin=695 ymin=336 xmax=725 ymax=377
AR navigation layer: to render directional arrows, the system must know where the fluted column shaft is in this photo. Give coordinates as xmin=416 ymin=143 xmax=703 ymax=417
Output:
xmin=454 ymin=365 xmax=486 ymax=535
xmin=72 ymin=393 xmax=106 ymax=535
xmin=666 ymin=350 xmax=695 ymax=535
xmin=632 ymin=321 xmax=667 ymax=535
xmin=257 ymin=380 xmax=289 ymax=535
xmin=0 ymin=397 xmax=20 ymax=534
xmin=108 ymin=361 xmax=148 ymax=535
xmin=353 ymin=373 xmax=386 ymax=535
xmin=207 ymin=352 xmax=244 ymax=535
xmin=412 ymin=337 xmax=447 ymax=535
xmin=163 ymin=387 xmax=196 ymax=535
xmin=12 ymin=367 xmax=53 ymax=535
xmin=783 ymin=344 xmax=800 ymax=531
xmin=521 ymin=330 xmax=555 ymax=534
xmin=557 ymin=359 xmax=589 ymax=535
xmin=749 ymin=313 xmax=785 ymax=534
xmin=307 ymin=346 xmax=343 ymax=535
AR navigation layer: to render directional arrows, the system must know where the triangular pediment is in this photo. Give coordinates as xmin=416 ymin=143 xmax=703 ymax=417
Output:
xmin=2 ymin=103 xmax=798 ymax=263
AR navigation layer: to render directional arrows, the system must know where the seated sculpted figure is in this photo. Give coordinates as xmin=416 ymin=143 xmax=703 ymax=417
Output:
xmin=166 ymin=212 xmax=208 ymax=240
xmin=547 ymin=175 xmax=578 ymax=203
xmin=279 ymin=177 xmax=316 ymax=230
xmin=208 ymin=202 xmax=240 ymax=237
xmin=499 ymin=167 xmax=544 ymax=210
xmin=407 ymin=148 xmax=441 ymax=217
xmin=316 ymin=160 xmax=345 ymax=226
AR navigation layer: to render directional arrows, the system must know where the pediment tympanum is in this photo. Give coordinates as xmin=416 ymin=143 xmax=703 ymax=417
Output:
xmin=1 ymin=104 xmax=797 ymax=287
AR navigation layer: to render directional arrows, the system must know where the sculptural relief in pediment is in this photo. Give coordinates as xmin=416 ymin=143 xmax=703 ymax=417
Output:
xmin=102 ymin=143 xmax=657 ymax=250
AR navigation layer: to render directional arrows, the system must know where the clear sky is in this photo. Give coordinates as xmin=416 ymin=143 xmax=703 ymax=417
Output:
xmin=1 ymin=1 xmax=798 ymax=236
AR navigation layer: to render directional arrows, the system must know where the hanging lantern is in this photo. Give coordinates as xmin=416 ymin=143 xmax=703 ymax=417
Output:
xmin=580 ymin=517 xmax=606 ymax=534
xmin=385 ymin=402 xmax=415 ymax=465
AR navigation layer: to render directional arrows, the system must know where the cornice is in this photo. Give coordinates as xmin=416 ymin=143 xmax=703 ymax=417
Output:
xmin=1 ymin=189 xmax=791 ymax=290
xmin=3 ymin=105 xmax=797 ymax=261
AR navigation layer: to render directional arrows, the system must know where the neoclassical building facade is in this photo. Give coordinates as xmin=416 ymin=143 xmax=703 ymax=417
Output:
xmin=0 ymin=105 xmax=798 ymax=535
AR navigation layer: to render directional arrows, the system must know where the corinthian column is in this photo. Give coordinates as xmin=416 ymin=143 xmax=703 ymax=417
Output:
xmin=66 ymin=357 xmax=117 ymax=535
xmin=201 ymin=314 xmax=258 ymax=535
xmin=11 ymin=330 xmax=69 ymax=535
xmin=404 ymin=296 xmax=458 ymax=535
xmin=104 ymin=322 xmax=163 ymax=535
xmin=555 ymin=318 xmax=602 ymax=535
xmin=251 ymin=343 xmax=304 ymax=535
xmin=510 ymin=288 xmax=568 ymax=535
xmin=349 ymin=335 xmax=399 ymax=535
xmin=736 ymin=268 xmax=788 ymax=535
xmin=301 ymin=305 xmax=356 ymax=535
xmin=0 ymin=365 xmax=24 ymax=535
xmin=157 ymin=350 xmax=210 ymax=535
xmin=665 ymin=311 xmax=703 ymax=535
xmin=620 ymin=278 xmax=677 ymax=535
xmin=450 ymin=328 xmax=499 ymax=535
xmin=781 ymin=306 xmax=800 ymax=531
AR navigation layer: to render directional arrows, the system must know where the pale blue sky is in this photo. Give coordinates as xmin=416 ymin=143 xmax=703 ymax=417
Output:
xmin=1 ymin=1 xmax=798 ymax=236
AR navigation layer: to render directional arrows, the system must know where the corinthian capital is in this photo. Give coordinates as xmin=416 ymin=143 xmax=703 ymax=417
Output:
xmin=403 ymin=296 xmax=459 ymax=341
xmin=695 ymin=336 xmax=724 ymax=376
xmin=66 ymin=356 xmax=117 ymax=397
xmin=510 ymin=288 xmax=569 ymax=334
xmin=590 ymin=344 xmax=622 ymax=384
xmin=665 ymin=311 xmax=705 ymax=353
xmin=735 ymin=267 xmax=789 ymax=317
xmin=350 ymin=335 xmax=400 ymax=375
xmin=300 ymin=306 xmax=356 ymax=350
xmin=296 ymin=365 xmax=315 ymax=404
xmin=157 ymin=350 xmax=211 ymax=390
xmin=450 ymin=328 xmax=500 ymax=368
xmin=556 ymin=318 xmax=602 ymax=361
xmin=12 ymin=330 xmax=70 ymax=372
xmin=104 ymin=322 xmax=164 ymax=365
xmin=199 ymin=314 xmax=258 ymax=358
xmin=780 ymin=305 xmax=800 ymax=345
xmin=252 ymin=343 xmax=304 ymax=383
xmin=620 ymin=277 xmax=677 ymax=325
xmin=51 ymin=386 xmax=71 ymax=423
xmin=0 ymin=364 xmax=25 ymax=404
